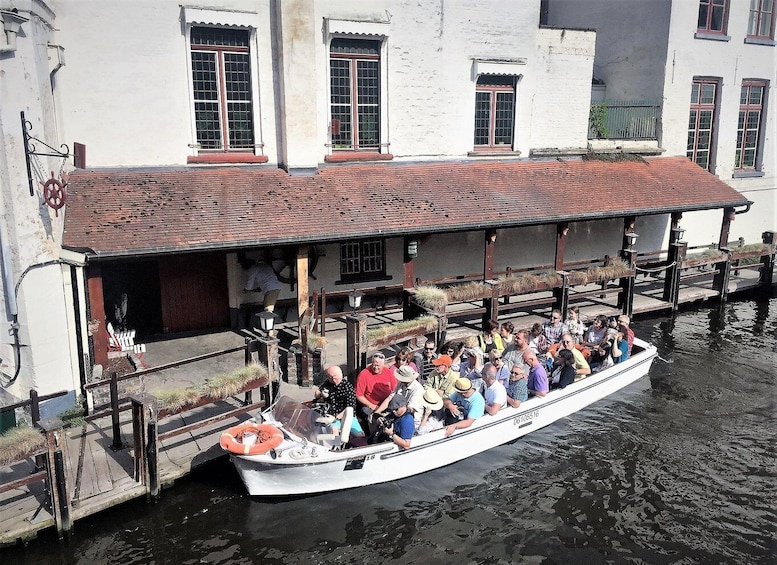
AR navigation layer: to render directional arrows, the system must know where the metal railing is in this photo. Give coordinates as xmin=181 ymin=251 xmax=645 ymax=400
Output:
xmin=589 ymin=100 xmax=660 ymax=140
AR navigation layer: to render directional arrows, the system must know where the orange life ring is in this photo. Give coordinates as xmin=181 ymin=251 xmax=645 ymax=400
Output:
xmin=220 ymin=423 xmax=284 ymax=456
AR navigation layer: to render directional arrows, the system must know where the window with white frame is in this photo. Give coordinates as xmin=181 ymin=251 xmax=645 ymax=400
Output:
xmin=329 ymin=38 xmax=381 ymax=152
xmin=735 ymin=80 xmax=768 ymax=170
xmin=697 ymin=0 xmax=729 ymax=34
xmin=474 ymin=75 xmax=516 ymax=151
xmin=687 ymin=79 xmax=719 ymax=171
xmin=748 ymin=0 xmax=776 ymax=39
xmin=340 ymin=239 xmax=385 ymax=282
xmin=190 ymin=27 xmax=254 ymax=151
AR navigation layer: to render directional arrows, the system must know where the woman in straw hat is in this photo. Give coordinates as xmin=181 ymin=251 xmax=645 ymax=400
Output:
xmin=416 ymin=388 xmax=445 ymax=435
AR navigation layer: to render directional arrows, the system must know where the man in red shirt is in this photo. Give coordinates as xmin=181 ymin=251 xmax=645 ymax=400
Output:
xmin=355 ymin=352 xmax=397 ymax=418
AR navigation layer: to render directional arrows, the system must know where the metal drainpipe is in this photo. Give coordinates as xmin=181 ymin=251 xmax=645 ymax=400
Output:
xmin=0 ymin=230 xmax=20 ymax=387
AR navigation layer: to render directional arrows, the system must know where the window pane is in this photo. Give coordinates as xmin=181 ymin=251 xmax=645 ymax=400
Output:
xmin=340 ymin=242 xmax=361 ymax=275
xmin=691 ymin=83 xmax=700 ymax=103
xmin=194 ymin=102 xmax=222 ymax=149
xmin=356 ymin=61 xmax=380 ymax=148
xmin=192 ymin=52 xmax=219 ymax=101
xmin=749 ymin=85 xmax=764 ymax=105
xmin=474 ymin=91 xmax=491 ymax=145
xmin=698 ymin=3 xmax=709 ymax=28
xmin=700 ymin=84 xmax=716 ymax=104
xmin=361 ymin=240 xmax=383 ymax=273
xmin=191 ymin=27 xmax=249 ymax=48
xmin=494 ymin=92 xmax=515 ymax=145
xmin=330 ymin=59 xmax=353 ymax=148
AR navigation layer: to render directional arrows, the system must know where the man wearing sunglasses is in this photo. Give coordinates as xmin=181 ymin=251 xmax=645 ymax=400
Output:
xmin=413 ymin=340 xmax=439 ymax=384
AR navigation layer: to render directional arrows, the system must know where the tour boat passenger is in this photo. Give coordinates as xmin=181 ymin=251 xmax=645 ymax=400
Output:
xmin=611 ymin=325 xmax=630 ymax=364
xmin=553 ymin=333 xmax=591 ymax=380
xmin=375 ymin=365 xmax=425 ymax=428
xmin=478 ymin=319 xmax=505 ymax=355
xmin=564 ymin=306 xmax=585 ymax=344
xmin=550 ymin=349 xmax=576 ymax=390
xmin=529 ymin=323 xmax=549 ymax=356
xmin=381 ymin=395 xmax=415 ymax=450
xmin=489 ymin=349 xmax=510 ymax=388
xmin=416 ymin=388 xmax=445 ymax=435
xmin=355 ymin=352 xmax=398 ymax=419
xmin=542 ymin=309 xmax=569 ymax=346
xmin=499 ymin=321 xmax=515 ymax=348
xmin=443 ymin=378 xmax=486 ymax=437
xmin=482 ymin=364 xmax=507 ymax=415
xmin=506 ymin=365 xmax=528 ymax=408
xmin=502 ymin=329 xmax=532 ymax=375
xmin=426 ymin=354 xmax=460 ymax=399
xmin=314 ymin=365 xmax=365 ymax=438
xmin=413 ymin=340 xmax=439 ymax=384
xmin=583 ymin=315 xmax=608 ymax=347
xmin=460 ymin=347 xmax=485 ymax=393
xmin=390 ymin=347 xmax=419 ymax=378
xmin=617 ymin=315 xmax=635 ymax=354
xmin=523 ymin=351 xmax=549 ymax=397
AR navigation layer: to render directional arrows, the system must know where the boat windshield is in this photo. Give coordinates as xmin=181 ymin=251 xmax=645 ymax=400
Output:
xmin=269 ymin=396 xmax=326 ymax=443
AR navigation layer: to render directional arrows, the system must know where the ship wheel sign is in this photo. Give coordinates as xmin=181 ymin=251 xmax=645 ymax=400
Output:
xmin=41 ymin=171 xmax=67 ymax=216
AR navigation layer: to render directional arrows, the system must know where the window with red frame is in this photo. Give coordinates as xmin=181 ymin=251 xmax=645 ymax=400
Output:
xmin=687 ymin=79 xmax=719 ymax=171
xmin=698 ymin=0 xmax=729 ymax=33
xmin=735 ymin=81 xmax=768 ymax=170
xmin=190 ymin=27 xmax=254 ymax=152
xmin=748 ymin=0 xmax=775 ymax=39
xmin=474 ymin=75 xmax=516 ymax=151
xmin=330 ymin=39 xmax=381 ymax=152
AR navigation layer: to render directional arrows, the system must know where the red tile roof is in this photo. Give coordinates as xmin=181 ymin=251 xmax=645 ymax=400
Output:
xmin=62 ymin=156 xmax=749 ymax=258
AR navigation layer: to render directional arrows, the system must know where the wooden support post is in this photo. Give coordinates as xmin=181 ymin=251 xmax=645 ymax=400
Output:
xmin=435 ymin=313 xmax=448 ymax=350
xmin=713 ymin=248 xmax=732 ymax=302
xmin=346 ymin=313 xmax=367 ymax=376
xmin=482 ymin=281 xmax=499 ymax=328
xmin=668 ymin=242 xmax=688 ymax=312
xmin=484 ymin=230 xmax=496 ymax=280
xmin=553 ymin=271 xmax=569 ymax=319
xmin=719 ymin=207 xmax=735 ymax=249
xmin=130 ymin=394 xmax=158 ymax=498
xmin=30 ymin=389 xmax=40 ymax=424
xmin=404 ymin=236 xmax=416 ymax=290
xmin=36 ymin=417 xmax=71 ymax=539
xmin=320 ymin=288 xmax=327 ymax=336
xmin=554 ymin=223 xmax=568 ymax=272
xmin=86 ymin=264 xmax=108 ymax=368
xmin=256 ymin=336 xmax=280 ymax=400
xmin=110 ymin=371 xmax=123 ymax=450
xmin=760 ymin=231 xmax=775 ymax=288
xmin=244 ymin=338 xmax=255 ymax=405
xmin=296 ymin=246 xmax=310 ymax=386
xmin=618 ymin=250 xmax=637 ymax=316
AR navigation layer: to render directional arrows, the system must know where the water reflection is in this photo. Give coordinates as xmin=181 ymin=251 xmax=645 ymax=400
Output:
xmin=2 ymin=297 xmax=776 ymax=564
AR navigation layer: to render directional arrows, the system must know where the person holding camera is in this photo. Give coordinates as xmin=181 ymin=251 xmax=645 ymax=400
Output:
xmin=376 ymin=395 xmax=415 ymax=450
xmin=375 ymin=365 xmax=425 ymax=428
xmin=443 ymin=378 xmax=485 ymax=437
xmin=313 ymin=366 xmax=366 ymax=439
xmin=611 ymin=324 xmax=630 ymax=364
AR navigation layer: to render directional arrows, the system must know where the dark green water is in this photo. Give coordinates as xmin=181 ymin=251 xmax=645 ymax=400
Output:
xmin=4 ymin=296 xmax=776 ymax=564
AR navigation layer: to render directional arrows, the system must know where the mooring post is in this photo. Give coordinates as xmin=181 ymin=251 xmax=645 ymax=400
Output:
xmin=36 ymin=417 xmax=71 ymax=539
xmin=256 ymin=336 xmax=279 ymax=403
xmin=30 ymin=389 xmax=45 ymax=471
xmin=669 ymin=242 xmax=688 ymax=312
xmin=760 ymin=231 xmax=775 ymax=288
xmin=110 ymin=371 xmax=123 ymax=450
xmin=713 ymin=248 xmax=732 ymax=302
xmin=130 ymin=394 xmax=158 ymax=498
xmin=345 ymin=313 xmax=367 ymax=375
xmin=619 ymin=251 xmax=637 ymax=316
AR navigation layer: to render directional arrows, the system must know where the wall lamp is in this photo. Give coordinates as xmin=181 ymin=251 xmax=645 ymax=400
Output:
xmin=406 ymin=239 xmax=418 ymax=259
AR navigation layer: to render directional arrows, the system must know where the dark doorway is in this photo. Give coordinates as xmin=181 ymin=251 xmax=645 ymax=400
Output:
xmin=101 ymin=260 xmax=163 ymax=339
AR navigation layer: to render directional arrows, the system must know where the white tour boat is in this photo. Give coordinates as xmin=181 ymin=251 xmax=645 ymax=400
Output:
xmin=222 ymin=337 xmax=657 ymax=496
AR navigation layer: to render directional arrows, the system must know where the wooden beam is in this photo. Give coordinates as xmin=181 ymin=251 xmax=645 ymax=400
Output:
xmin=296 ymin=246 xmax=310 ymax=385
xmin=554 ymin=223 xmax=568 ymax=271
xmin=86 ymin=265 xmax=108 ymax=368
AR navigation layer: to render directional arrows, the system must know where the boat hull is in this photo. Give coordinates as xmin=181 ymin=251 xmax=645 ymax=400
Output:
xmin=230 ymin=338 xmax=657 ymax=496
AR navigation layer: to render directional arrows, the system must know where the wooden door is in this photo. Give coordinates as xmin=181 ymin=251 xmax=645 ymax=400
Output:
xmin=158 ymin=253 xmax=229 ymax=333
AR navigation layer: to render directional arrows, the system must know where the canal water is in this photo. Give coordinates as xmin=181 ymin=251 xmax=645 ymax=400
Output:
xmin=3 ymin=295 xmax=776 ymax=564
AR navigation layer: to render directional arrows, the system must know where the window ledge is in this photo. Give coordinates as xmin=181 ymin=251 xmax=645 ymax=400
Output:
xmin=335 ymin=275 xmax=393 ymax=286
xmin=694 ymin=31 xmax=731 ymax=42
xmin=732 ymin=170 xmax=765 ymax=179
xmin=468 ymin=150 xmax=522 ymax=157
xmin=187 ymin=154 xmax=268 ymax=165
xmin=325 ymin=152 xmax=393 ymax=163
xmin=744 ymin=37 xmax=776 ymax=46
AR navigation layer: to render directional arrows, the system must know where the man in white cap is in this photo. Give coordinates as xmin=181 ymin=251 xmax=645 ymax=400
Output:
xmin=375 ymin=365 xmax=425 ymax=428
xmin=442 ymin=377 xmax=485 ymax=437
